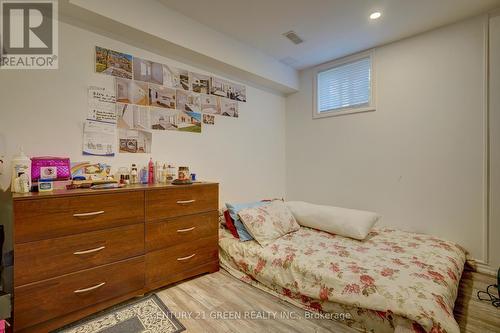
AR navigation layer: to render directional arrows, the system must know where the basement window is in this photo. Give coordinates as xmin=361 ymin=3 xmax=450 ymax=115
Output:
xmin=313 ymin=51 xmax=375 ymax=118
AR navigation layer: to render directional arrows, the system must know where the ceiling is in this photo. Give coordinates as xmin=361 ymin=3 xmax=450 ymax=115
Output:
xmin=159 ymin=0 xmax=500 ymax=70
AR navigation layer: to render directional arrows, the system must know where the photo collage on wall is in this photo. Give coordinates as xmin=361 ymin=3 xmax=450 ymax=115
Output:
xmin=95 ymin=46 xmax=246 ymax=148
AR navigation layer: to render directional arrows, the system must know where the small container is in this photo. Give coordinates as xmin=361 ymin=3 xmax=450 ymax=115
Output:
xmin=38 ymin=181 xmax=54 ymax=192
xmin=116 ymin=167 xmax=128 ymax=184
xmin=178 ymin=166 xmax=189 ymax=181
xmin=166 ymin=165 xmax=176 ymax=183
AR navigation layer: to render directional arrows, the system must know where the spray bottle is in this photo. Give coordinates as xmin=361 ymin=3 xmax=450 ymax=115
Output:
xmin=148 ymin=158 xmax=154 ymax=184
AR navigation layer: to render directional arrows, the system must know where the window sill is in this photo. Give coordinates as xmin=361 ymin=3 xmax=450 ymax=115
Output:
xmin=313 ymin=106 xmax=376 ymax=119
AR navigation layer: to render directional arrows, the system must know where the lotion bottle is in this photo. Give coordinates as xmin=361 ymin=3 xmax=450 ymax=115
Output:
xmin=11 ymin=147 xmax=31 ymax=192
xmin=130 ymin=164 xmax=138 ymax=184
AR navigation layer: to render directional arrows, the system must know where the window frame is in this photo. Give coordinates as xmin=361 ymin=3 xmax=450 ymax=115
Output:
xmin=313 ymin=50 xmax=376 ymax=119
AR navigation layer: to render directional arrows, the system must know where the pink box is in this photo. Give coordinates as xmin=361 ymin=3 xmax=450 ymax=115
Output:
xmin=31 ymin=157 xmax=71 ymax=181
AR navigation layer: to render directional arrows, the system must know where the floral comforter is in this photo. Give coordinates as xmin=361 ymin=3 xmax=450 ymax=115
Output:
xmin=219 ymin=226 xmax=466 ymax=333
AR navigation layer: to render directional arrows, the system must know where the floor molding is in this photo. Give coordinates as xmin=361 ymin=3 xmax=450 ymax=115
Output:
xmin=468 ymin=259 xmax=498 ymax=276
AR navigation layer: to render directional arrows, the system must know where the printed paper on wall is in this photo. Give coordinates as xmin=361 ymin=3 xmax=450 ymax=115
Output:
xmin=87 ymin=86 xmax=117 ymax=123
xmin=82 ymin=119 xmax=117 ymax=156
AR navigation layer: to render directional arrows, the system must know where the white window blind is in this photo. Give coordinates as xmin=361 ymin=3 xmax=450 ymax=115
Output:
xmin=317 ymin=56 xmax=371 ymax=113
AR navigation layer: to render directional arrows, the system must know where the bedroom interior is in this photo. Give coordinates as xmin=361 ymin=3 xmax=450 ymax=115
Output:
xmin=0 ymin=0 xmax=499 ymax=332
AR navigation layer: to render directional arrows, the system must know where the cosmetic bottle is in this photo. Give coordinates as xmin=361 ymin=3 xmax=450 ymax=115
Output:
xmin=130 ymin=164 xmax=138 ymax=184
xmin=148 ymin=158 xmax=154 ymax=184
xmin=11 ymin=147 xmax=31 ymax=192
xmin=140 ymin=167 xmax=148 ymax=184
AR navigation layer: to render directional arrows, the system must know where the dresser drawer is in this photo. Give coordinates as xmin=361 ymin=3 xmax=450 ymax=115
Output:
xmin=146 ymin=236 xmax=218 ymax=288
xmin=14 ymin=191 xmax=144 ymax=243
xmin=14 ymin=224 xmax=144 ymax=286
xmin=146 ymin=211 xmax=218 ymax=251
xmin=14 ymin=256 xmax=144 ymax=331
xmin=145 ymin=184 xmax=218 ymax=221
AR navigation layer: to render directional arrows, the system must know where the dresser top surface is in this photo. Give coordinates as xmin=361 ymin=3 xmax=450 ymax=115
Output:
xmin=12 ymin=182 xmax=219 ymax=201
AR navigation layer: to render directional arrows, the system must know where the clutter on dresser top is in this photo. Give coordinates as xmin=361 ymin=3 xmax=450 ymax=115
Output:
xmin=9 ymin=148 xmax=201 ymax=194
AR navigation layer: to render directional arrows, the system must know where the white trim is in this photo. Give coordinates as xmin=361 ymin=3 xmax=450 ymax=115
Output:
xmin=475 ymin=261 xmax=498 ymax=276
xmin=482 ymin=14 xmax=490 ymax=264
xmin=312 ymin=50 xmax=376 ymax=119
xmin=466 ymin=258 xmax=497 ymax=276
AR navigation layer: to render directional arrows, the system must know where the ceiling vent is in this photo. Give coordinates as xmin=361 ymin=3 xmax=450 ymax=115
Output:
xmin=283 ymin=31 xmax=303 ymax=45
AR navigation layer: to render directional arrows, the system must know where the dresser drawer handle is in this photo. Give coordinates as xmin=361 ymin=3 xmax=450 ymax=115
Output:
xmin=73 ymin=211 xmax=105 ymax=217
xmin=73 ymin=246 xmax=106 ymax=255
xmin=74 ymin=282 xmax=106 ymax=294
xmin=177 ymin=227 xmax=196 ymax=233
xmin=177 ymin=200 xmax=196 ymax=205
xmin=177 ymin=254 xmax=196 ymax=261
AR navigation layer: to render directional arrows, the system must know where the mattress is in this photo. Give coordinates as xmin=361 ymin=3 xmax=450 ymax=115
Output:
xmin=219 ymin=225 xmax=466 ymax=333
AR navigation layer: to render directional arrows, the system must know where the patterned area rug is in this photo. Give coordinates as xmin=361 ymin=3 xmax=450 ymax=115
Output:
xmin=55 ymin=294 xmax=185 ymax=333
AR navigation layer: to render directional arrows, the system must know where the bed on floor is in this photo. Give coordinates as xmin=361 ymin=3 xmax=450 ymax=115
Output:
xmin=219 ymin=224 xmax=466 ymax=333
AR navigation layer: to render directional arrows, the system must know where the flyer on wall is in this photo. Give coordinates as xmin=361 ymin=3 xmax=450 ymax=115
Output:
xmin=82 ymin=119 xmax=117 ymax=156
xmin=87 ymin=86 xmax=117 ymax=123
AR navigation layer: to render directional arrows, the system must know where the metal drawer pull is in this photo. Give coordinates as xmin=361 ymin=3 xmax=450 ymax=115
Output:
xmin=74 ymin=282 xmax=106 ymax=294
xmin=177 ymin=227 xmax=196 ymax=233
xmin=176 ymin=199 xmax=196 ymax=205
xmin=73 ymin=246 xmax=106 ymax=255
xmin=73 ymin=211 xmax=105 ymax=217
xmin=177 ymin=254 xmax=196 ymax=261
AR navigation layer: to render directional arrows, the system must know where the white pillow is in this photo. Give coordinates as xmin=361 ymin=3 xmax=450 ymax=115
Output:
xmin=285 ymin=201 xmax=380 ymax=240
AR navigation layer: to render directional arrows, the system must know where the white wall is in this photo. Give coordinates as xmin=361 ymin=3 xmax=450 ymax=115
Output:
xmin=0 ymin=8 xmax=494 ymax=273
xmin=0 ymin=21 xmax=287 ymax=204
xmin=0 ymin=20 xmax=286 ymax=293
xmin=489 ymin=13 xmax=500 ymax=268
xmin=285 ymin=16 xmax=489 ymax=262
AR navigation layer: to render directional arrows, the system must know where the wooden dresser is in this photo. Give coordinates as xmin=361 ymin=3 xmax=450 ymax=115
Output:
xmin=11 ymin=183 xmax=219 ymax=332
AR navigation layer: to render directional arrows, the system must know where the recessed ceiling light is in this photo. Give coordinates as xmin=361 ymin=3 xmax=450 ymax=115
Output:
xmin=370 ymin=12 xmax=381 ymax=20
